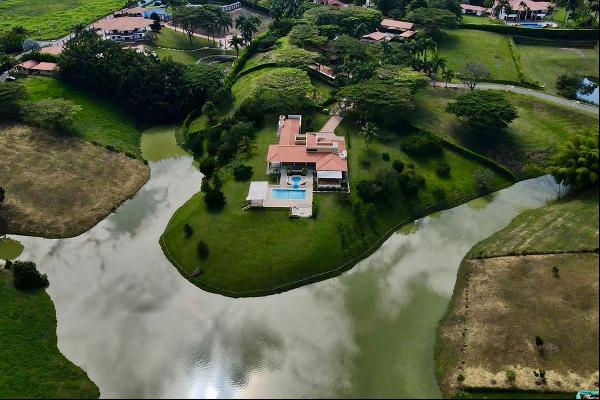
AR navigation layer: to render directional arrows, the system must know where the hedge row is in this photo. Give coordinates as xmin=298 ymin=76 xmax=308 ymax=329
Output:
xmin=224 ymin=31 xmax=271 ymax=88
xmin=460 ymin=24 xmax=599 ymax=40
xmin=235 ymin=61 xmax=277 ymax=79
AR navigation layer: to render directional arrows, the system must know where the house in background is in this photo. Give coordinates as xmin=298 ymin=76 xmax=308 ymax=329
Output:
xmin=492 ymin=0 xmax=554 ymax=21
xmin=460 ymin=3 xmax=490 ymax=16
xmin=92 ymin=17 xmax=152 ymax=42
xmin=15 ymin=60 xmax=57 ymax=76
xmin=362 ymin=18 xmax=416 ymax=43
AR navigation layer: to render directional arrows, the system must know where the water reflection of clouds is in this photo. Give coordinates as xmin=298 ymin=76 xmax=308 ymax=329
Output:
xmin=9 ymin=141 xmax=559 ymax=398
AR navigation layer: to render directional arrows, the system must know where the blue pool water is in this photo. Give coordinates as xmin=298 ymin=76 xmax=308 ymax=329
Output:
xmin=272 ymin=189 xmax=307 ymax=200
xmin=517 ymin=23 xmax=545 ymax=29
xmin=291 ymin=176 xmax=302 ymax=189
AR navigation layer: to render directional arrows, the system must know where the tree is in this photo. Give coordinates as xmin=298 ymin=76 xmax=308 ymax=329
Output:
xmin=442 ymin=68 xmax=455 ymax=87
xmin=337 ymin=80 xmax=414 ymax=123
xmin=72 ymin=22 xmax=87 ymax=38
xmin=202 ymin=101 xmax=218 ymax=123
xmin=375 ymin=65 xmax=429 ymax=93
xmin=0 ymin=82 xmax=27 ymax=119
xmin=406 ymin=7 xmax=459 ymax=37
xmin=0 ymin=26 xmax=28 ymax=53
xmin=21 ymin=99 xmax=82 ymax=135
xmin=229 ymin=34 xmax=244 ymax=56
xmin=547 ymin=130 xmax=598 ymax=193
xmin=556 ymin=73 xmax=596 ymax=99
xmin=150 ymin=13 xmax=162 ymax=32
xmin=172 ymin=7 xmax=206 ymax=44
xmin=460 ymin=62 xmax=490 ymax=90
xmin=564 ymin=0 xmax=582 ymax=25
xmin=197 ymin=240 xmax=210 ymax=259
xmin=360 ymin=121 xmax=379 ymax=150
xmin=204 ymin=189 xmax=226 ymax=210
xmin=289 ymin=24 xmax=327 ymax=48
xmin=236 ymin=135 xmax=257 ymax=155
xmin=12 ymin=260 xmax=49 ymax=290
xmin=431 ymin=54 xmax=447 ymax=87
xmin=235 ymin=15 xmax=261 ymax=44
xmin=242 ymin=68 xmax=312 ymax=115
xmin=0 ymin=52 xmax=17 ymax=72
xmin=446 ymin=90 xmax=518 ymax=129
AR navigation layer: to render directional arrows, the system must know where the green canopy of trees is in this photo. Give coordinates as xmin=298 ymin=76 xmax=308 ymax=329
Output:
xmin=0 ymin=83 xmax=27 ymax=119
xmin=21 ymin=99 xmax=82 ymax=135
xmin=303 ymin=5 xmax=383 ymax=37
xmin=547 ymin=130 xmax=599 ymax=193
xmin=446 ymin=90 xmax=518 ymax=129
xmin=337 ymin=80 xmax=414 ymax=123
xmin=374 ymin=65 xmax=429 ymax=93
xmin=289 ymin=24 xmax=327 ymax=48
xmin=250 ymin=67 xmax=313 ymax=113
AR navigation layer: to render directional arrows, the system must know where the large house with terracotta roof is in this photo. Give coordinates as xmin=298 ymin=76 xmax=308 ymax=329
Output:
xmin=267 ymin=115 xmax=348 ymax=189
xmin=362 ymin=18 xmax=417 ymax=43
xmin=92 ymin=16 xmax=152 ymax=42
xmin=492 ymin=0 xmax=554 ymax=21
xmin=15 ymin=60 xmax=58 ymax=76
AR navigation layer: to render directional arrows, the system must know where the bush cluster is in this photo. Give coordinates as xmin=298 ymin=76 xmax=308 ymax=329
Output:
xmin=401 ymin=132 xmax=443 ymax=157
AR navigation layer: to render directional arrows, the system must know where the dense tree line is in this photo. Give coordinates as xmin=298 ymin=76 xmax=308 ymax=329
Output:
xmin=58 ymin=31 xmax=227 ymax=123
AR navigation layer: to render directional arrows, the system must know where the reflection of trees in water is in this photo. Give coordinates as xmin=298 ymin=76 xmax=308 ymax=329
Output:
xmin=466 ymin=192 xmax=497 ymax=210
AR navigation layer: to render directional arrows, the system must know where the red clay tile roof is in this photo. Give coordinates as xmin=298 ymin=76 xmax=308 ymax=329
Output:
xmin=400 ymin=30 xmax=416 ymax=38
xmin=40 ymin=44 xmax=64 ymax=55
xmin=18 ymin=60 xmax=39 ymax=69
xmin=362 ymin=31 xmax=392 ymax=41
xmin=93 ymin=16 xmax=151 ymax=31
xmin=380 ymin=18 xmax=415 ymax=32
xmin=460 ymin=3 xmax=489 ymax=11
xmin=30 ymin=62 xmax=57 ymax=71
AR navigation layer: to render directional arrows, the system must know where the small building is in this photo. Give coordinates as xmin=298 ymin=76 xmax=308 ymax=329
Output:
xmin=379 ymin=18 xmax=415 ymax=33
xmin=460 ymin=3 xmax=490 ymax=16
xmin=399 ymin=30 xmax=416 ymax=39
xmin=92 ymin=17 xmax=152 ymax=42
xmin=492 ymin=0 xmax=554 ymax=21
xmin=361 ymin=31 xmax=393 ymax=43
xmin=246 ymin=181 xmax=269 ymax=207
xmin=15 ymin=60 xmax=57 ymax=75
xmin=40 ymin=44 xmax=64 ymax=56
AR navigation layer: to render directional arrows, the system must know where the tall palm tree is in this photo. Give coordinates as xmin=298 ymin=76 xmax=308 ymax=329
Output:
xmin=237 ymin=135 xmax=257 ymax=155
xmin=229 ymin=34 xmax=244 ymax=57
xmin=442 ymin=69 xmax=455 ymax=87
xmin=236 ymin=15 xmax=260 ymax=44
xmin=432 ymin=54 xmax=447 ymax=87
xmin=564 ymin=0 xmax=582 ymax=26
xmin=360 ymin=122 xmax=379 ymax=150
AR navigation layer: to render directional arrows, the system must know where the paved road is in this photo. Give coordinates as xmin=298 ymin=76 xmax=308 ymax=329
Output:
xmin=434 ymin=82 xmax=599 ymax=115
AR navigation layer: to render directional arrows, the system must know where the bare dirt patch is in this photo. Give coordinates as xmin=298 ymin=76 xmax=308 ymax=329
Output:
xmin=438 ymin=253 xmax=599 ymax=396
xmin=0 ymin=123 xmax=150 ymax=238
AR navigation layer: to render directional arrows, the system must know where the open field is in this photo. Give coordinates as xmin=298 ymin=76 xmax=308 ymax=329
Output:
xmin=411 ymin=88 xmax=599 ymax=176
xmin=460 ymin=15 xmax=504 ymax=25
xmin=23 ymin=77 xmax=143 ymax=157
xmin=151 ymin=27 xmax=213 ymax=50
xmin=436 ymin=194 xmax=599 ymax=397
xmin=160 ymin=114 xmax=512 ymax=296
xmin=470 ymin=190 xmax=599 ymax=257
xmin=0 ymin=270 xmax=99 ymax=398
xmin=437 ymin=29 xmax=519 ymax=82
xmin=517 ymin=44 xmax=599 ymax=94
xmin=0 ymin=0 xmax=125 ymax=40
xmin=0 ymin=123 xmax=149 ymax=238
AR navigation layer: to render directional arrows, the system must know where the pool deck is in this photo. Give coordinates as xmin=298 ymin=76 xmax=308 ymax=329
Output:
xmin=263 ymin=175 xmax=313 ymax=208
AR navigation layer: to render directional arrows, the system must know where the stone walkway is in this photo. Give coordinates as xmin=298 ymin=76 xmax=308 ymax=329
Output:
xmin=319 ymin=115 xmax=343 ymax=133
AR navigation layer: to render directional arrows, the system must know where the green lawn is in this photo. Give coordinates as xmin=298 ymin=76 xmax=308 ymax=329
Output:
xmin=437 ymin=29 xmax=519 ymax=82
xmin=0 ymin=270 xmax=99 ymax=398
xmin=152 ymin=27 xmax=213 ymax=50
xmin=517 ymin=44 xmax=599 ymax=94
xmin=460 ymin=15 xmax=503 ymax=25
xmin=160 ymin=114 xmax=511 ymax=296
xmin=23 ymin=77 xmax=143 ymax=157
xmin=0 ymin=0 xmax=125 ymax=40
xmin=151 ymin=47 xmax=200 ymax=65
xmin=469 ymin=190 xmax=599 ymax=258
xmin=410 ymin=88 xmax=599 ymax=176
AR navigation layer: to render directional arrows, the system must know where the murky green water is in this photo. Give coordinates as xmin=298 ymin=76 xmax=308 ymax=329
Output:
xmin=6 ymin=127 xmax=559 ymax=398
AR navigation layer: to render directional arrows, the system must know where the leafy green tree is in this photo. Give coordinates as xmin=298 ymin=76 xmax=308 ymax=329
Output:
xmin=202 ymin=101 xmax=218 ymax=123
xmin=556 ymin=73 xmax=596 ymax=99
xmin=0 ymin=52 xmax=17 ymax=72
xmin=236 ymin=135 xmax=257 ymax=155
xmin=228 ymin=34 xmax=244 ymax=56
xmin=150 ymin=13 xmax=162 ymax=32
xmin=244 ymin=68 xmax=313 ymax=114
xmin=0 ymin=82 xmax=27 ymax=119
xmin=446 ymin=90 xmax=518 ymax=129
xmin=337 ymin=80 xmax=414 ymax=123
xmin=172 ymin=6 xmax=206 ymax=44
xmin=406 ymin=7 xmax=459 ymax=37
xmin=21 ymin=99 xmax=82 ymax=135
xmin=235 ymin=15 xmax=261 ymax=44
xmin=360 ymin=121 xmax=379 ymax=150
xmin=460 ymin=62 xmax=491 ymax=90
xmin=197 ymin=240 xmax=210 ymax=259
xmin=547 ymin=130 xmax=598 ymax=193
xmin=289 ymin=24 xmax=327 ymax=48
xmin=12 ymin=260 xmax=49 ymax=290
xmin=442 ymin=68 xmax=455 ymax=87
xmin=204 ymin=189 xmax=226 ymax=210
xmin=375 ymin=65 xmax=429 ymax=93
xmin=0 ymin=26 xmax=28 ymax=53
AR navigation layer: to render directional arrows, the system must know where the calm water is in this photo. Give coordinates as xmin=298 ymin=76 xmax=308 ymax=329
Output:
xmin=6 ymin=127 xmax=560 ymax=398
xmin=577 ymin=78 xmax=599 ymax=105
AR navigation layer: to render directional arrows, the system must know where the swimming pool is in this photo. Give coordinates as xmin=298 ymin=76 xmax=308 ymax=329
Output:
xmin=517 ymin=23 xmax=545 ymax=29
xmin=291 ymin=176 xmax=302 ymax=189
xmin=272 ymin=188 xmax=307 ymax=200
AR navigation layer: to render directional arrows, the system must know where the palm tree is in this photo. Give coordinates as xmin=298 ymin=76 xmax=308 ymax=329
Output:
xmin=229 ymin=34 xmax=244 ymax=57
xmin=442 ymin=69 xmax=455 ymax=87
xmin=236 ymin=15 xmax=261 ymax=44
xmin=237 ymin=135 xmax=257 ymax=155
xmin=564 ymin=0 xmax=582 ymax=26
xmin=360 ymin=122 xmax=379 ymax=150
xmin=432 ymin=55 xmax=447 ymax=87
xmin=72 ymin=22 xmax=87 ymax=38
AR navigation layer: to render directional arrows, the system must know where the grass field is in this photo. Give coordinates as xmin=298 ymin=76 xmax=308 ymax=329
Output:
xmin=436 ymin=194 xmax=599 ymax=397
xmin=517 ymin=44 xmax=599 ymax=94
xmin=0 ymin=270 xmax=99 ymax=398
xmin=437 ymin=29 xmax=519 ymax=82
xmin=152 ymin=27 xmax=213 ymax=50
xmin=0 ymin=0 xmax=125 ymax=40
xmin=23 ymin=77 xmax=143 ymax=157
xmin=410 ymin=88 xmax=599 ymax=176
xmin=0 ymin=123 xmax=149 ymax=238
xmin=460 ymin=15 xmax=503 ymax=25
xmin=160 ymin=114 xmax=511 ymax=295
xmin=152 ymin=47 xmax=200 ymax=65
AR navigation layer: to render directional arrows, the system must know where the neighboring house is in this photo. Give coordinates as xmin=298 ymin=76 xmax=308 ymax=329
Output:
xmin=492 ymin=0 xmax=554 ymax=21
xmin=115 ymin=6 xmax=172 ymax=21
xmin=362 ymin=18 xmax=416 ymax=42
xmin=314 ymin=0 xmax=349 ymax=7
xmin=143 ymin=8 xmax=172 ymax=21
xmin=267 ymin=115 xmax=348 ymax=189
xmin=92 ymin=17 xmax=152 ymax=42
xmin=40 ymin=44 xmax=64 ymax=56
xmin=15 ymin=60 xmax=57 ymax=76
xmin=115 ymin=6 xmax=146 ymax=17
xmin=460 ymin=3 xmax=490 ymax=16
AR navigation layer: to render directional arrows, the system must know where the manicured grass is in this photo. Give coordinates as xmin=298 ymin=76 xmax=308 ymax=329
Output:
xmin=437 ymin=29 xmax=519 ymax=82
xmin=0 ymin=270 xmax=100 ymax=398
xmin=469 ymin=190 xmax=599 ymax=257
xmin=23 ymin=77 xmax=143 ymax=157
xmin=231 ymin=66 xmax=277 ymax=108
xmin=517 ymin=44 xmax=599 ymax=94
xmin=240 ymin=36 xmax=293 ymax=73
xmin=152 ymin=27 xmax=213 ymax=50
xmin=160 ymin=114 xmax=511 ymax=295
xmin=151 ymin=47 xmax=200 ymax=65
xmin=410 ymin=88 xmax=599 ymax=176
xmin=0 ymin=0 xmax=125 ymax=40
xmin=460 ymin=15 xmax=503 ymax=25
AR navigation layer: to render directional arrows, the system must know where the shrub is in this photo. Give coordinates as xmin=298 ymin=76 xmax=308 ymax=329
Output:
xmin=356 ymin=179 xmax=386 ymax=203
xmin=184 ymin=223 xmax=194 ymax=238
xmin=199 ymin=157 xmax=217 ymax=177
xmin=233 ymin=164 xmax=253 ymax=181
xmin=197 ymin=240 xmax=210 ymax=259
xmin=12 ymin=260 xmax=49 ymax=290
xmin=392 ymin=160 xmax=405 ymax=173
xmin=204 ymin=189 xmax=226 ymax=210
xmin=398 ymin=170 xmax=425 ymax=198
xmin=446 ymin=91 xmax=518 ymax=130
xmin=381 ymin=152 xmax=390 ymax=162
xmin=435 ymin=161 xmax=451 ymax=178
xmin=432 ymin=186 xmax=447 ymax=202
xmin=506 ymin=369 xmax=517 ymax=383
xmin=474 ymin=169 xmax=495 ymax=192
xmin=535 ymin=335 xmax=544 ymax=347
xmin=401 ymin=132 xmax=443 ymax=157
